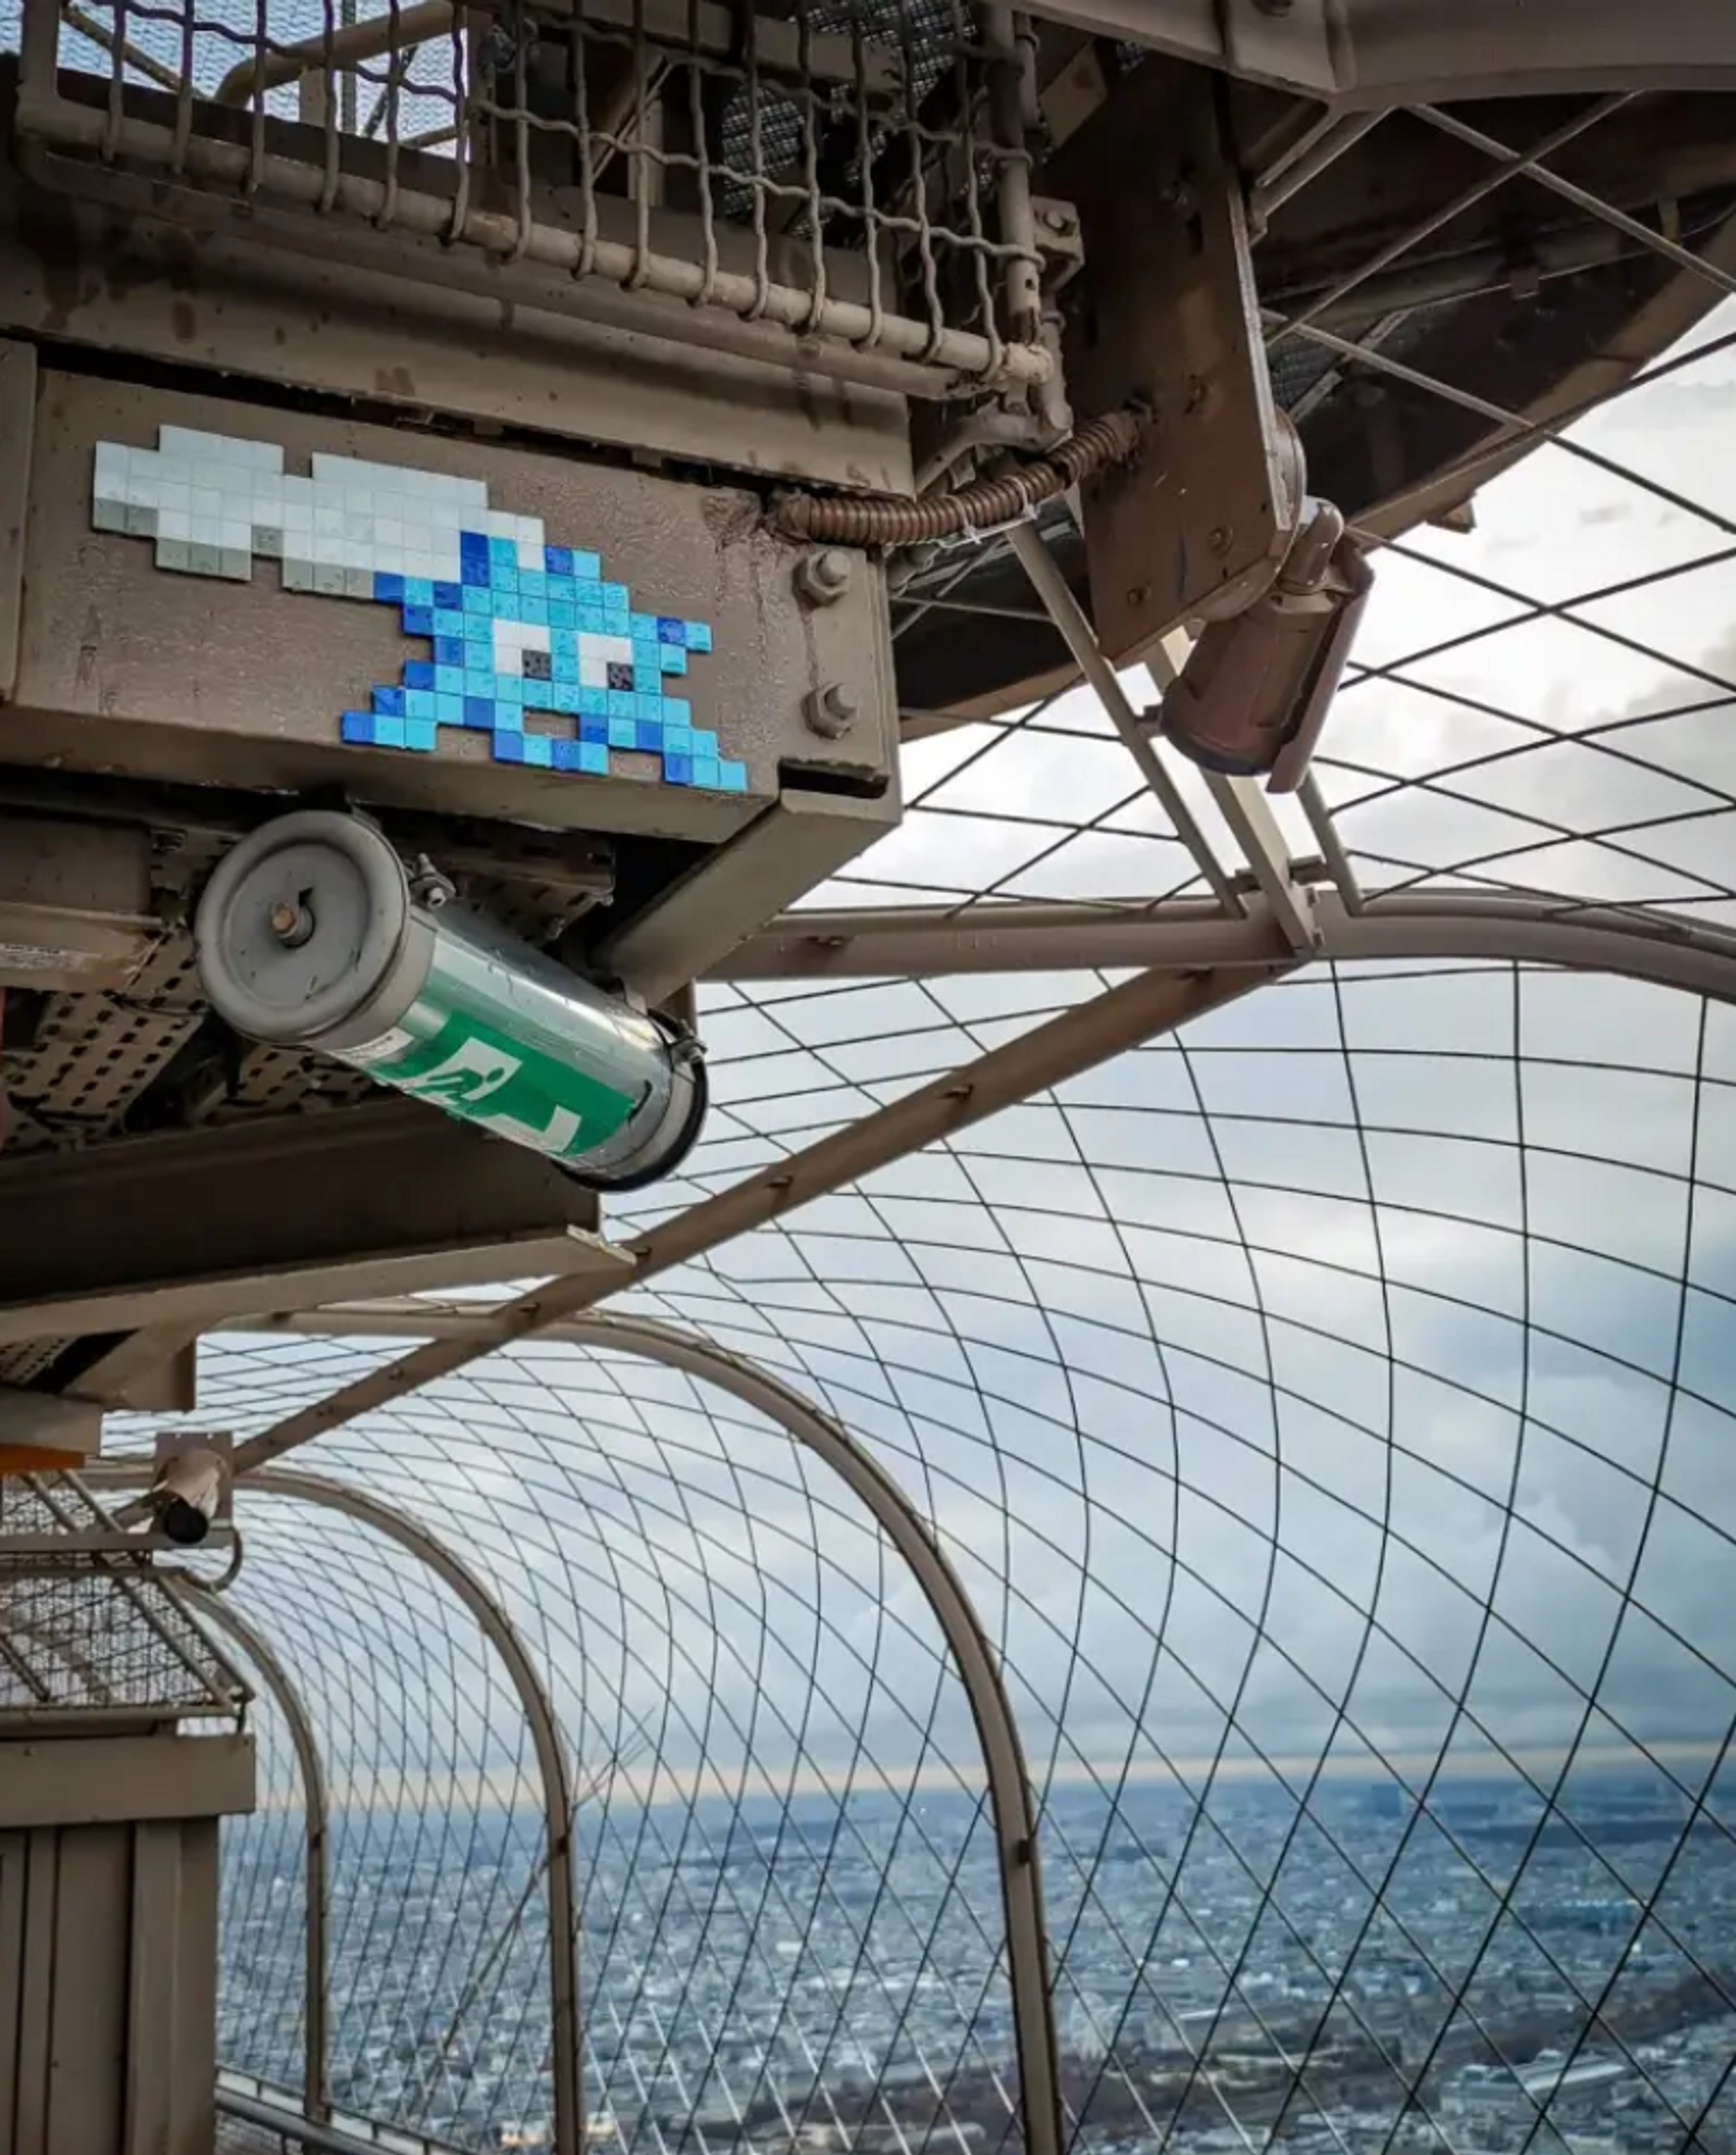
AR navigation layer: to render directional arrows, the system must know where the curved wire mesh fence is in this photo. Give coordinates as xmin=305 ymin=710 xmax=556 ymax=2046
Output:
xmin=193 ymin=1366 xmax=1028 ymax=2155
xmin=623 ymin=959 xmax=1736 ymax=2155
xmin=168 ymin=950 xmax=1736 ymax=2155
xmin=215 ymin=1494 xmax=555 ymax=2144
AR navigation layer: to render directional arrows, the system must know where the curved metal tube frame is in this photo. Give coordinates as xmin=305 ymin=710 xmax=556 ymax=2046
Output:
xmin=714 ymin=888 xmax=1736 ymax=1001
xmin=218 ymin=1311 xmax=1067 ymax=2155
xmin=178 ymin=1582 xmax=332 ymax=2124
xmin=245 ymin=1469 xmax=585 ymax=2155
xmin=90 ymin=1461 xmax=583 ymax=2155
xmin=565 ymin=1313 xmax=1065 ymax=2155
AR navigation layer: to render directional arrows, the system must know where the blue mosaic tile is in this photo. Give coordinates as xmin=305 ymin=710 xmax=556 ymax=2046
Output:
xmin=94 ymin=431 xmax=733 ymax=787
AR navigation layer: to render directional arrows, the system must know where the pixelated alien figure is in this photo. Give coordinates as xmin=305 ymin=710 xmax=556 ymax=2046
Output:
xmin=91 ymin=428 xmax=747 ymax=793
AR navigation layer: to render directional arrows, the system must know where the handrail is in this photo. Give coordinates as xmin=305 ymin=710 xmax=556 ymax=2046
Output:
xmin=216 ymin=2076 xmax=464 ymax=2154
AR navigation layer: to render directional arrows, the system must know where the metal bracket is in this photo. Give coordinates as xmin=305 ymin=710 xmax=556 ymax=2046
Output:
xmin=1031 ymin=197 xmax=1085 ymax=293
xmin=1048 ymin=60 xmax=1296 ymax=662
xmin=1143 ymin=626 xmax=1321 ymax=953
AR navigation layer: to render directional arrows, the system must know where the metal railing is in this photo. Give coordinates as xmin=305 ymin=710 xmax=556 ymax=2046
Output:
xmin=12 ymin=0 xmax=1054 ymax=400
xmin=217 ymin=2073 xmax=469 ymax=2153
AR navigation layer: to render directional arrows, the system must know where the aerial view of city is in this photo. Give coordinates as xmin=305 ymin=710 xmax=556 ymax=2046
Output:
xmin=218 ymin=1767 xmax=1736 ymax=2155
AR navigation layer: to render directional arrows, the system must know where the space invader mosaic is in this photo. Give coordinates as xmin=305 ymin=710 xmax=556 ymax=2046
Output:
xmin=90 ymin=427 xmax=746 ymax=794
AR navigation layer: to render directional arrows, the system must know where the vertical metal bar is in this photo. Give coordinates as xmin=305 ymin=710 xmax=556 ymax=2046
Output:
xmin=0 ymin=1823 xmax=23 ymax=2135
xmin=14 ymin=1828 xmax=58 ymax=2155
xmin=124 ymin=1820 xmax=181 ymax=2153
xmin=0 ymin=337 xmax=36 ymax=705
xmin=981 ymin=7 xmax=1041 ymax=347
xmin=339 ymin=0 xmax=358 ymax=132
xmin=18 ymin=0 xmax=62 ymax=102
xmin=183 ymin=1587 xmax=331 ymax=2125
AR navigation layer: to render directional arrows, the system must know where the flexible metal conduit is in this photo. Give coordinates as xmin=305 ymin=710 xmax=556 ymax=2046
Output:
xmin=771 ymin=410 xmax=1142 ymax=544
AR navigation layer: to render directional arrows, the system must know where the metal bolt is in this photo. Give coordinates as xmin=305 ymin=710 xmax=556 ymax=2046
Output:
xmin=268 ymin=895 xmax=316 ymax=948
xmin=1209 ymin=525 xmax=1234 ymax=558
xmin=804 ymin=682 xmax=859 ymax=738
xmin=1126 ymin=585 xmax=1150 ymax=608
xmin=794 ymin=548 xmax=854 ymax=606
xmin=1043 ymin=207 xmax=1072 ymax=232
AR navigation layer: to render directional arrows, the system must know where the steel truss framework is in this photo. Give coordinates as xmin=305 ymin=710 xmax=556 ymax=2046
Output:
xmin=24 ymin=28 xmax=1736 ymax=2155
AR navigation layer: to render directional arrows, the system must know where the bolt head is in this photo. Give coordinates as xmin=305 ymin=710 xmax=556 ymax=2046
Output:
xmin=795 ymin=548 xmax=854 ymax=605
xmin=804 ymin=682 xmax=859 ymax=738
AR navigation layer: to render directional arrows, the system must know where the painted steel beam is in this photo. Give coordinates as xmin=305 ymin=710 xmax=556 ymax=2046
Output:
xmin=222 ymin=959 xmax=1283 ymax=1482
xmin=1016 ymin=0 xmax=1736 ymax=104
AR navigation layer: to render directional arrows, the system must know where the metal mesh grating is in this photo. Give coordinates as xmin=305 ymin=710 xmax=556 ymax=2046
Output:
xmin=0 ymin=1472 xmax=249 ymax=1720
